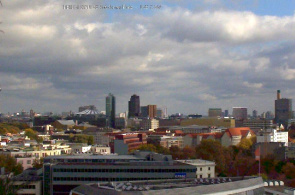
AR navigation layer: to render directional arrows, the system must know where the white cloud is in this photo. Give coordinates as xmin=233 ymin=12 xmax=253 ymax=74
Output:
xmin=280 ymin=67 xmax=295 ymax=80
xmin=243 ymin=81 xmax=263 ymax=89
xmin=198 ymin=94 xmax=217 ymax=101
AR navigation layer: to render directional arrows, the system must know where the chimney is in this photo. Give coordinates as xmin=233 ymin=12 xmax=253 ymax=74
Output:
xmin=277 ymin=90 xmax=281 ymax=100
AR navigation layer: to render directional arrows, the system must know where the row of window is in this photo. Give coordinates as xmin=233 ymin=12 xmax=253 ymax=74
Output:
xmin=53 ymin=177 xmax=172 ymax=181
xmin=53 ymin=168 xmax=196 ymax=173
xmin=18 ymin=160 xmax=32 ymax=164
xmin=197 ymin=167 xmax=211 ymax=171
xmin=48 ymin=159 xmax=138 ymax=163
xmin=13 ymin=185 xmax=36 ymax=189
xmin=198 ymin=174 xmax=211 ymax=178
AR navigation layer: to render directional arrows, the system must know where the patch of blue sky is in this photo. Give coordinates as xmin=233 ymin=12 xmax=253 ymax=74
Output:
xmin=220 ymin=0 xmax=295 ymax=16
xmin=100 ymin=0 xmax=295 ymax=22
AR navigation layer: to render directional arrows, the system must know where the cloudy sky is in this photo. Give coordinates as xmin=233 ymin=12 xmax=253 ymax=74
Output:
xmin=1 ymin=0 xmax=295 ymax=115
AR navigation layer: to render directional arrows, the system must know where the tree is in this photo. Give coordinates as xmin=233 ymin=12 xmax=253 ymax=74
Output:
xmin=87 ymin=136 xmax=94 ymax=145
xmin=136 ymin=144 xmax=158 ymax=152
xmin=0 ymin=123 xmax=21 ymax=134
xmin=181 ymin=146 xmax=196 ymax=159
xmin=0 ymin=154 xmax=23 ymax=175
xmin=24 ymin=129 xmax=43 ymax=143
xmin=32 ymin=158 xmax=44 ymax=169
xmin=135 ymin=144 xmax=170 ymax=155
xmin=0 ymin=175 xmax=18 ymax=195
xmin=261 ymin=155 xmax=277 ymax=175
xmin=282 ymin=162 xmax=295 ymax=179
xmin=69 ymin=134 xmax=94 ymax=145
xmin=156 ymin=146 xmax=170 ymax=155
xmin=195 ymin=140 xmax=227 ymax=174
xmin=169 ymin=146 xmax=182 ymax=159
xmin=232 ymin=150 xmax=258 ymax=177
xmin=238 ymin=137 xmax=253 ymax=151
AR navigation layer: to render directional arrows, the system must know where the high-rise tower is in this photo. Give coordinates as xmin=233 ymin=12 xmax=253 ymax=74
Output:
xmin=128 ymin=94 xmax=140 ymax=118
xmin=275 ymin=90 xmax=292 ymax=129
xmin=232 ymin=107 xmax=248 ymax=120
xmin=106 ymin=93 xmax=116 ymax=128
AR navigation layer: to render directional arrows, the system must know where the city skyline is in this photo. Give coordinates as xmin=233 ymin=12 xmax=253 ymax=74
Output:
xmin=1 ymin=1 xmax=295 ymax=115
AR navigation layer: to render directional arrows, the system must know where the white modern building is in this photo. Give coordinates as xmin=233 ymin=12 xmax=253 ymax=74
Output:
xmin=257 ymin=128 xmax=289 ymax=146
xmin=70 ymin=144 xmax=92 ymax=154
xmin=140 ymin=119 xmax=159 ymax=131
xmin=177 ymin=159 xmax=216 ymax=178
xmin=90 ymin=145 xmax=111 ymax=154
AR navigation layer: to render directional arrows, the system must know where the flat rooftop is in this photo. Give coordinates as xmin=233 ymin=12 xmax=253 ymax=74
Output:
xmin=176 ymin=159 xmax=216 ymax=165
xmin=72 ymin=177 xmax=264 ymax=195
xmin=45 ymin=154 xmax=144 ymax=160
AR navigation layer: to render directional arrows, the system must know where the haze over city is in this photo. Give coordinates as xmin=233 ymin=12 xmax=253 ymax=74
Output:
xmin=1 ymin=0 xmax=295 ymax=115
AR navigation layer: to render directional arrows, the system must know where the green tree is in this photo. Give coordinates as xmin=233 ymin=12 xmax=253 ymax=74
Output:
xmin=69 ymin=134 xmax=94 ymax=144
xmin=87 ymin=136 xmax=94 ymax=145
xmin=0 ymin=123 xmax=21 ymax=134
xmin=0 ymin=175 xmax=19 ymax=195
xmin=24 ymin=129 xmax=43 ymax=143
xmin=32 ymin=158 xmax=44 ymax=169
xmin=0 ymin=154 xmax=23 ymax=175
xmin=261 ymin=155 xmax=277 ymax=175
xmin=155 ymin=145 xmax=170 ymax=155
xmin=238 ymin=137 xmax=253 ymax=151
xmin=136 ymin=144 xmax=158 ymax=152
xmin=195 ymin=139 xmax=227 ymax=174
xmin=275 ymin=161 xmax=287 ymax=173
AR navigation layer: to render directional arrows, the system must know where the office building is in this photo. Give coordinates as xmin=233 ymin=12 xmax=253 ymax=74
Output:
xmin=156 ymin=108 xmax=163 ymax=118
xmin=256 ymin=128 xmax=288 ymax=146
xmin=111 ymin=133 xmax=147 ymax=154
xmin=252 ymin=110 xmax=258 ymax=118
xmin=208 ymin=108 xmax=222 ymax=117
xmin=162 ymin=106 xmax=168 ymax=118
xmin=242 ymin=119 xmax=273 ymax=133
xmin=275 ymin=90 xmax=292 ymax=129
xmin=13 ymin=168 xmax=43 ymax=195
xmin=147 ymin=105 xmax=157 ymax=118
xmin=224 ymin=110 xmax=229 ymax=117
xmin=177 ymin=159 xmax=215 ymax=178
xmin=140 ymin=119 xmax=159 ymax=131
xmin=140 ymin=106 xmax=148 ymax=118
xmin=232 ymin=107 xmax=248 ymax=120
xmin=128 ymin=94 xmax=140 ymax=118
xmin=43 ymin=151 xmax=196 ymax=194
xmin=180 ymin=118 xmax=235 ymax=128
xmin=115 ymin=117 xmax=126 ymax=129
xmin=106 ymin=93 xmax=116 ymax=128
xmin=158 ymin=136 xmax=184 ymax=149
xmin=141 ymin=105 xmax=157 ymax=118
xmin=266 ymin=111 xmax=274 ymax=120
